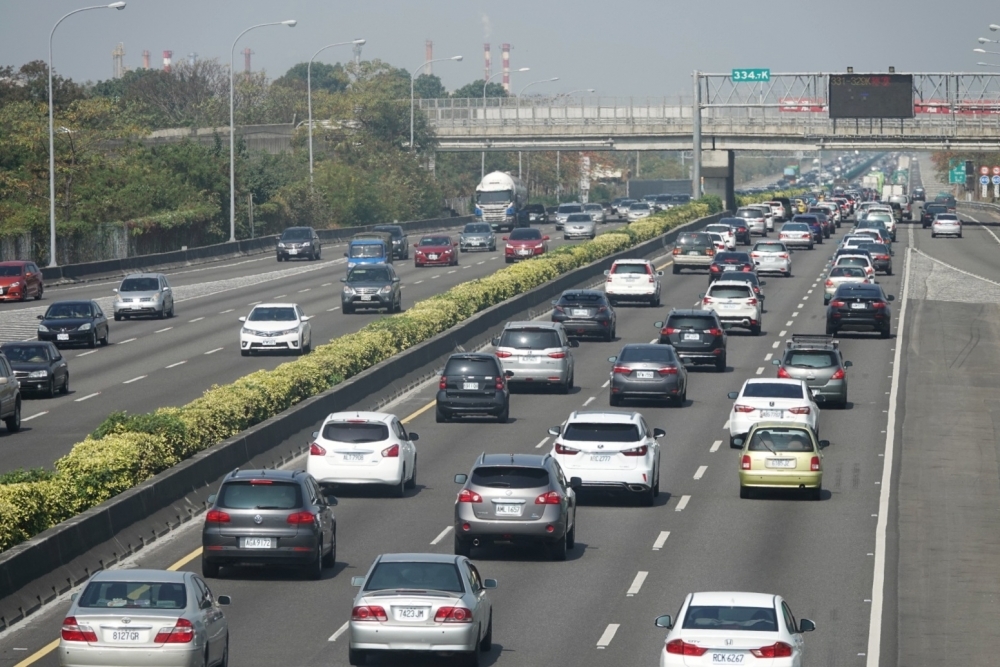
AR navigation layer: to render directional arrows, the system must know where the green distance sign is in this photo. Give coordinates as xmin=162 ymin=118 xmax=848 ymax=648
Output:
xmin=732 ymin=69 xmax=771 ymax=82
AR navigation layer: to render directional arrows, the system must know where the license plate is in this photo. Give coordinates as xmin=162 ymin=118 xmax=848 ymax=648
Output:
xmin=572 ymin=309 xmax=589 ymax=317
xmin=108 ymin=630 xmax=145 ymax=643
xmin=623 ymin=276 xmax=637 ymax=281
xmin=242 ymin=537 xmax=272 ymax=549
xmin=759 ymin=409 xmax=783 ymax=418
xmin=131 ymin=303 xmax=143 ymax=309
xmin=428 ymin=254 xmax=438 ymax=260
xmin=683 ymin=333 xmax=700 ymax=341
xmin=288 ymin=249 xmax=298 ymax=255
xmin=520 ymin=356 xmax=540 ymax=364
xmin=851 ymin=302 xmax=867 ymax=309
xmin=723 ymin=265 xmax=738 ymax=271
xmin=590 ymin=454 xmax=612 ymax=463
xmin=57 ymin=334 xmax=69 ymax=341
xmin=343 ymin=453 xmax=364 ymax=462
xmin=688 ymin=250 xmax=700 ymax=255
xmin=519 ymin=249 xmax=532 ymax=255
xmin=262 ymin=339 xmax=276 ymax=346
xmin=495 ymin=504 xmax=522 ymax=516
xmin=766 ymin=458 xmax=797 ymax=469
xmin=711 ymin=652 xmax=746 ymax=664
xmin=470 ymin=240 xmax=482 ymax=245
xmin=721 ymin=304 xmax=740 ymax=309
xmin=395 ymin=607 xmax=427 ymax=621
xmin=636 ymin=371 xmax=654 ymax=379
xmin=463 ymin=382 xmax=479 ymax=390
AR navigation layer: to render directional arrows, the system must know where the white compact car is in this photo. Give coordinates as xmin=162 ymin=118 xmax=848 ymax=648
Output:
xmin=727 ymin=378 xmax=820 ymax=447
xmin=779 ymin=222 xmax=814 ymax=249
xmin=627 ymin=203 xmax=653 ymax=222
xmin=307 ymin=412 xmax=418 ymax=497
xmin=931 ymin=213 xmax=962 ymax=238
xmin=736 ymin=207 xmax=767 ymax=236
xmin=750 ymin=241 xmax=792 ymax=277
xmin=706 ymin=232 xmax=727 ymax=252
xmin=654 ymin=591 xmax=816 ymax=667
xmin=549 ymin=410 xmax=664 ymax=506
xmin=700 ymin=280 xmax=762 ymax=335
xmin=832 ymin=254 xmax=875 ymax=279
xmin=604 ymin=259 xmax=663 ymax=306
xmin=238 ymin=303 xmax=312 ymax=356
xmin=703 ymin=223 xmax=737 ymax=250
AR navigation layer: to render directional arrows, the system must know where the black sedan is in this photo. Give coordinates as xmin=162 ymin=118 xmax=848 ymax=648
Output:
xmin=608 ymin=343 xmax=688 ymax=406
xmin=825 ymin=284 xmax=895 ymax=338
xmin=708 ymin=252 xmax=756 ymax=283
xmin=0 ymin=342 xmax=68 ymax=397
xmin=37 ymin=300 xmax=110 ymax=348
xmin=551 ymin=290 xmax=616 ymax=341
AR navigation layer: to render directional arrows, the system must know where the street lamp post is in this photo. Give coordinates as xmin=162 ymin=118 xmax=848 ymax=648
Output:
xmin=47 ymin=2 xmax=126 ymax=268
xmin=557 ymin=88 xmax=596 ymax=98
xmin=230 ymin=20 xmax=297 ymax=244
xmin=410 ymin=55 xmax=462 ymax=151
xmin=974 ymin=48 xmax=1000 ymax=56
xmin=308 ymin=38 xmax=366 ymax=184
xmin=481 ymin=67 xmax=529 ymax=177
xmin=516 ymin=78 xmax=558 ymax=179
xmin=977 ymin=61 xmax=1000 ymax=67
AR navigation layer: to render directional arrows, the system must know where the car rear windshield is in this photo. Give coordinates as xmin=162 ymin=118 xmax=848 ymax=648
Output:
xmin=783 ymin=223 xmax=810 ymax=231
xmin=742 ymin=382 xmax=804 ymax=399
xmin=682 ymin=605 xmax=778 ymax=632
xmin=677 ymin=233 xmax=711 ymax=246
xmin=350 ymin=244 xmax=384 ymax=258
xmin=704 ymin=225 xmax=730 ymax=234
xmin=444 ymin=357 xmax=499 ymax=377
xmin=1 ymin=345 xmax=50 ymax=362
xmin=322 ymin=422 xmax=389 ymax=443
xmin=365 ymin=562 xmax=464 ymax=593
xmin=925 ymin=205 xmax=947 ymax=213
xmin=78 ymin=581 xmax=187 ymax=609
xmin=830 ymin=267 xmax=866 ymax=278
xmin=748 ymin=427 xmax=815 ymax=453
xmin=935 ymin=214 xmax=958 ymax=221
xmin=217 ymin=480 xmax=302 ymax=510
xmin=667 ymin=315 xmax=717 ymax=329
xmin=499 ymin=328 xmax=561 ymax=349
xmin=611 ymin=263 xmax=649 ymax=275
xmin=736 ymin=208 xmax=761 ymax=218
xmin=281 ymin=228 xmax=312 ymax=240
xmin=785 ymin=351 xmax=837 ymax=368
xmin=752 ymin=243 xmax=786 ymax=252
xmin=464 ymin=223 xmax=492 ymax=234
xmin=0 ymin=266 xmax=23 ymax=277
xmin=558 ymin=292 xmax=606 ymax=305
xmin=617 ymin=346 xmax=676 ymax=363
xmin=373 ymin=226 xmax=403 ymax=238
xmin=562 ymin=423 xmax=641 ymax=442
xmin=248 ymin=307 xmax=297 ymax=322
xmin=865 ymin=244 xmax=890 ymax=254
xmin=119 ymin=277 xmax=160 ymax=292
xmin=708 ymin=285 xmax=752 ymax=299
xmin=509 ymin=228 xmax=542 ymax=240
xmin=471 ymin=466 xmax=550 ymax=489
xmin=836 ymin=258 xmax=869 ymax=268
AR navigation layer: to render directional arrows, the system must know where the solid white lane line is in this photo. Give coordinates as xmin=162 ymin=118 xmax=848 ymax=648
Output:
xmin=76 ymin=350 xmax=97 ymax=357
xmin=117 ymin=338 xmax=137 ymax=345
xmin=710 ymin=440 xmax=722 ymax=453
xmin=328 ymin=622 xmax=349 ymax=642
xmin=22 ymin=411 xmax=48 ymax=422
xmin=583 ymin=396 xmax=596 ymax=406
xmin=220 ymin=309 xmax=234 ymax=314
xmin=535 ymin=437 xmax=550 ymax=449
xmin=764 ymin=353 xmax=773 ymax=361
xmin=155 ymin=327 xmax=173 ymax=333
xmin=123 ymin=375 xmax=147 ymax=384
xmin=779 ymin=330 xmax=787 ymax=337
xmin=626 ymin=571 xmax=648 ymax=597
xmin=653 ymin=531 xmax=670 ymax=551
xmin=596 ymin=624 xmax=619 ymax=649
xmin=430 ymin=526 xmax=453 ymax=545
xmin=204 ymin=347 xmax=224 ymax=355
xmin=693 ymin=465 xmax=707 ymax=480
xmin=75 ymin=392 xmax=100 ymax=402
xmin=602 ymin=379 xmax=610 ymax=388
xmin=166 ymin=361 xmax=187 ymax=369
xmin=675 ymin=495 xmax=690 ymax=512
xmin=755 ymin=367 xmax=764 ymax=375
xmin=189 ymin=317 xmax=204 ymax=323
xmin=772 ymin=341 xmax=780 ymax=348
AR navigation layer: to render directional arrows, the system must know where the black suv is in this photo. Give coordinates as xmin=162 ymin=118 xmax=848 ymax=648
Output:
xmin=551 ymin=290 xmax=616 ymax=341
xmin=825 ymin=284 xmax=895 ymax=338
xmin=719 ymin=217 xmax=751 ymax=245
xmin=277 ymin=226 xmax=321 ymax=261
xmin=525 ymin=203 xmax=547 ymax=224
xmin=202 ymin=468 xmax=337 ymax=580
xmin=708 ymin=252 xmax=755 ymax=284
xmin=921 ymin=203 xmax=948 ymax=228
xmin=436 ymin=353 xmax=511 ymax=423
xmin=373 ymin=225 xmax=409 ymax=260
xmin=340 ymin=264 xmax=401 ymax=314
xmin=655 ymin=309 xmax=727 ymax=371
xmin=911 ymin=187 xmax=926 ymax=202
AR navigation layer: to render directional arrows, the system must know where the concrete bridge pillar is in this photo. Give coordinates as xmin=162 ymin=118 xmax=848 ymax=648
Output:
xmin=702 ymin=150 xmax=736 ymax=213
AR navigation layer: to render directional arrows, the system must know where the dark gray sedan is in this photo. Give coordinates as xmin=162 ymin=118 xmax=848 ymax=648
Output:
xmin=0 ymin=342 xmax=68 ymax=397
xmin=608 ymin=343 xmax=688 ymax=406
xmin=459 ymin=222 xmax=496 ymax=252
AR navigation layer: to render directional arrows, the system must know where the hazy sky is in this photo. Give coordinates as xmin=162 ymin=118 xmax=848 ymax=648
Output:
xmin=1 ymin=0 xmax=995 ymax=97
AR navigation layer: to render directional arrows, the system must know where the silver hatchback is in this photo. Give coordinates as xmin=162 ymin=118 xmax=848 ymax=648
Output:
xmin=493 ymin=322 xmax=577 ymax=392
xmin=772 ymin=334 xmax=852 ymax=408
xmin=113 ymin=273 xmax=174 ymax=320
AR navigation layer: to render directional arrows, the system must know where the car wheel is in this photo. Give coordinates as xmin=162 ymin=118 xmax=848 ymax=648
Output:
xmin=277 ymin=255 xmax=283 ymax=262
xmin=218 ymin=637 xmax=229 ymax=667
xmin=480 ymin=613 xmax=493 ymax=652
xmin=158 ymin=307 xmax=166 ymax=320
xmin=565 ymin=521 xmax=576 ymax=550
xmin=322 ymin=532 xmax=336 ymax=567
xmin=672 ymin=265 xmax=680 ymax=274
xmin=729 ymin=436 xmax=740 ymax=449
xmin=405 ymin=456 xmax=417 ymax=490
xmin=750 ymin=324 xmax=762 ymax=336
xmin=240 ymin=349 xmax=249 ymax=357
xmin=100 ymin=329 xmax=109 ymax=346
xmin=559 ymin=379 xmax=570 ymax=394
xmin=824 ymin=298 xmax=830 ymax=306
xmin=34 ymin=285 xmax=43 ymax=300
xmin=497 ymin=404 xmax=509 ymax=424
xmin=348 ymin=649 xmax=368 ymax=666
xmin=609 ymin=394 xmax=621 ymax=407
xmin=87 ymin=332 xmax=97 ymax=349
xmin=825 ymin=323 xmax=836 ymax=335
xmin=4 ymin=400 xmax=21 ymax=433
xmin=304 ymin=543 xmax=323 ymax=580
xmin=639 ymin=485 xmax=655 ymax=507
xmin=880 ymin=326 xmax=891 ymax=339
xmin=716 ymin=354 xmax=727 ymax=372
xmin=652 ymin=470 xmax=660 ymax=497
xmin=808 ymin=244 xmax=814 ymax=250
xmin=567 ymin=372 xmax=574 ymax=390
xmin=343 ymin=305 xmax=354 ymax=314
xmin=168 ymin=303 xmax=175 ymax=318
xmin=549 ymin=533 xmax=568 ymax=561
xmin=391 ymin=469 xmax=406 ymax=498
xmin=784 ymin=271 xmax=792 ymax=278
xmin=47 ymin=378 xmax=57 ymax=399
xmin=454 ymin=535 xmax=472 ymax=557
xmin=60 ymin=373 xmax=69 ymax=395
xmin=114 ymin=313 xmax=121 ymax=321
xmin=435 ymin=405 xmax=448 ymax=423
xmin=931 ymin=233 xmax=936 ymax=238
xmin=886 ymin=268 xmax=893 ymax=276
xmin=810 ymin=486 xmax=822 ymax=501
xmin=740 ymin=486 xmax=752 ymax=499
xmin=463 ymin=647 xmax=481 ymax=667
xmin=201 ymin=556 xmax=220 ymax=578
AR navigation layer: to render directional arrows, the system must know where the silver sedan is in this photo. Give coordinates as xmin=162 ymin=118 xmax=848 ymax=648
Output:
xmin=931 ymin=213 xmax=962 ymax=238
xmin=349 ymin=553 xmax=496 ymax=666
xmin=584 ymin=203 xmax=606 ymax=224
xmin=58 ymin=569 xmax=230 ymax=667
xmin=749 ymin=240 xmax=792 ymax=277
xmin=563 ymin=213 xmax=597 ymax=240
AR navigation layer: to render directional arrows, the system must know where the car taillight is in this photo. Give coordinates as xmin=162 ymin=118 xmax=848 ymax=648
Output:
xmin=622 ymin=445 xmax=648 ymax=456
xmin=434 ymin=606 xmax=473 ymax=623
xmin=154 ymin=618 xmax=195 ymax=644
xmin=535 ymin=491 xmax=562 ymax=504
xmin=877 ymin=255 xmax=889 ymax=260
xmin=665 ymin=639 xmax=708 ymax=656
xmin=287 ymin=510 xmax=316 ymax=524
xmin=495 ymin=350 xmax=512 ymax=358
xmin=548 ymin=352 xmax=567 ymax=359
xmin=352 ymin=606 xmax=388 ymax=622
xmin=661 ymin=327 xmax=678 ymax=335
xmin=751 ymin=642 xmax=794 ymax=658
xmin=811 ymin=456 xmax=821 ymax=471
xmin=381 ymin=444 xmax=400 ymax=458
xmin=672 ymin=247 xmax=681 ymax=255
xmin=872 ymin=301 xmax=887 ymax=309
xmin=61 ymin=617 xmax=98 ymax=643
xmin=741 ymin=454 xmax=752 ymax=470
xmin=706 ymin=328 xmax=723 ymax=336
xmin=831 ymin=367 xmax=846 ymax=380
xmin=309 ymin=442 xmax=326 ymax=456
xmin=205 ymin=509 xmax=230 ymax=523
xmin=777 ymin=366 xmax=792 ymax=379
xmin=702 ymin=297 xmax=712 ymax=305
xmin=742 ymin=265 xmax=751 ymax=272
xmin=830 ymin=300 xmax=845 ymax=308
xmin=788 ymin=406 xmax=811 ymax=415
xmin=494 ymin=376 xmax=505 ymax=391
xmin=555 ymin=443 xmax=580 ymax=455
xmin=825 ymin=280 xmax=835 ymax=287
xmin=613 ymin=365 xmax=632 ymax=376
xmin=734 ymin=404 xmax=754 ymax=413
xmin=439 ymin=376 xmax=448 ymax=390
xmin=747 ymin=297 xmax=758 ymax=305
xmin=648 ymin=275 xmax=655 ymax=283
xmin=458 ymin=489 xmax=483 ymax=503
xmin=706 ymin=248 xmax=715 ymax=256
xmin=658 ymin=366 xmax=678 ymax=375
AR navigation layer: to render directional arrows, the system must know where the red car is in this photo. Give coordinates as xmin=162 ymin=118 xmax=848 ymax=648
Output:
xmin=0 ymin=260 xmax=43 ymax=302
xmin=414 ymin=235 xmax=458 ymax=267
xmin=503 ymin=228 xmax=550 ymax=263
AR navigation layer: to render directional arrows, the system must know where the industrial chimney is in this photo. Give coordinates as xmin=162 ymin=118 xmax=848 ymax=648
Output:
xmin=501 ymin=43 xmax=510 ymax=92
xmin=162 ymin=50 xmax=172 ymax=72
xmin=142 ymin=49 xmax=150 ymax=69
xmin=112 ymin=42 xmax=125 ymax=79
xmin=425 ymin=40 xmax=433 ymax=75
xmin=484 ymin=43 xmax=491 ymax=82
xmin=243 ymin=48 xmax=252 ymax=75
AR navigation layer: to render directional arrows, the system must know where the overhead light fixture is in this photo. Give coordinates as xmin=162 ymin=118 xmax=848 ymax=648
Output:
xmin=847 ymin=66 xmax=853 ymax=73
xmin=888 ymin=66 xmax=895 ymax=73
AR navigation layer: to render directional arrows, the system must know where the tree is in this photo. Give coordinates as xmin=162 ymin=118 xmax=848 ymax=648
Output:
xmin=412 ymin=73 xmax=446 ymax=99
xmin=273 ymin=61 xmax=349 ymax=94
xmin=0 ymin=60 xmax=85 ymax=110
xmin=451 ymin=79 xmax=507 ymax=99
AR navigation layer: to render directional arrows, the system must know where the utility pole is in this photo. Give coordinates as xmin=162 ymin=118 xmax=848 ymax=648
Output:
xmin=556 ymin=151 xmax=561 ymax=203
xmin=691 ymin=70 xmax=702 ymax=200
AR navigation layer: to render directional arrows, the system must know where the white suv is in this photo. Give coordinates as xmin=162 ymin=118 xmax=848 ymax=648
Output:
xmin=604 ymin=259 xmax=663 ymax=306
xmin=548 ymin=410 xmax=664 ymax=506
xmin=726 ymin=379 xmax=821 ymax=447
xmin=307 ymin=411 xmax=418 ymax=497
xmin=699 ymin=280 xmax=763 ymax=335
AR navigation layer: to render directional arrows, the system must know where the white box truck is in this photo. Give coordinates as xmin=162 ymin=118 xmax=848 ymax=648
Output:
xmin=474 ymin=171 xmax=528 ymax=232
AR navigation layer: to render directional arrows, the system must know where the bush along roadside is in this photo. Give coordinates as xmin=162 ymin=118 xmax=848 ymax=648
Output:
xmin=0 ymin=197 xmax=745 ymax=552
xmin=735 ymin=188 xmax=809 ymax=208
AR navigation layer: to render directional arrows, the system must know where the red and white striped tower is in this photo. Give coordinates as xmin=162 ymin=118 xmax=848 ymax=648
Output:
xmin=425 ymin=40 xmax=433 ymax=75
xmin=501 ymin=43 xmax=510 ymax=92
xmin=162 ymin=50 xmax=172 ymax=72
xmin=484 ymin=43 xmax=491 ymax=81
xmin=142 ymin=49 xmax=150 ymax=69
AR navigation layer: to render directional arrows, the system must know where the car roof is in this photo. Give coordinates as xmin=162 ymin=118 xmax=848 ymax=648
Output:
xmin=47 ymin=300 xmax=94 ymax=307
xmin=479 ymin=453 xmax=549 ymax=467
xmin=612 ymin=258 xmax=652 ymax=265
xmin=710 ymin=280 xmax=755 ymax=288
xmin=668 ymin=308 xmax=716 ymax=317
xmin=250 ymin=302 xmax=300 ymax=309
xmin=227 ymin=468 xmax=300 ymax=481
xmin=503 ymin=321 xmax=561 ymax=331
xmin=561 ymin=289 xmax=605 ymax=296
xmin=689 ymin=591 xmax=777 ymax=607
xmin=377 ymin=552 xmax=460 ymax=564
xmin=743 ymin=378 xmax=804 ymax=387
xmin=0 ymin=341 xmax=51 ymax=348
xmin=325 ymin=411 xmax=394 ymax=424
xmin=0 ymin=260 xmax=30 ymax=266
xmin=122 ymin=272 xmax=164 ymax=279
xmin=90 ymin=569 xmax=188 ymax=583
xmin=565 ymin=410 xmax=641 ymax=424
xmin=283 ymin=226 xmax=313 ymax=232
xmin=448 ymin=352 xmax=497 ymax=361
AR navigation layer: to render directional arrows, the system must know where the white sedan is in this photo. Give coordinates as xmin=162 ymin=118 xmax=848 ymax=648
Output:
xmin=307 ymin=411 xmax=418 ymax=497
xmin=750 ymin=241 xmax=792 ymax=277
xmin=655 ymin=591 xmax=816 ymax=667
xmin=727 ymin=379 xmax=820 ymax=447
xmin=238 ymin=303 xmax=312 ymax=356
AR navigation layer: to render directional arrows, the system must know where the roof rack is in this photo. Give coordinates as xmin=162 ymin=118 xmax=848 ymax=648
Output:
xmin=786 ymin=334 xmax=838 ymax=350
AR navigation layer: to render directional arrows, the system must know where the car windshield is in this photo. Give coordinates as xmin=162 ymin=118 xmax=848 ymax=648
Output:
xmin=682 ymin=605 xmax=778 ymax=632
xmin=322 ymin=422 xmax=389 ymax=443
xmin=558 ymin=205 xmax=583 ymax=214
xmin=477 ymin=191 xmax=512 ymax=204
xmin=373 ymin=226 xmax=403 ymax=238
xmin=444 ymin=357 xmax=498 ymax=377
xmin=752 ymin=243 xmax=785 ymax=252
xmin=830 ymin=267 xmax=866 ymax=278
xmin=742 ymin=382 xmax=805 ymax=399
xmin=617 ymin=346 xmax=676 ymax=363
xmin=77 ymin=581 xmax=187 ymax=610
xmin=119 ymin=277 xmax=160 ymax=292
xmin=499 ymin=329 xmax=561 ymax=349
xmin=611 ymin=263 xmax=649 ymax=275
xmin=0 ymin=266 xmax=23 ymax=277
xmin=785 ymin=350 xmax=837 ymax=368
xmin=348 ymin=268 xmax=391 ymax=282
xmin=630 ymin=203 xmax=650 ymax=211
xmin=350 ymin=244 xmax=384 ymax=258
xmin=217 ymin=480 xmax=301 ymax=509
xmin=1 ymin=345 xmax=49 ymax=362
xmin=365 ymin=562 xmax=464 ymax=593
xmin=708 ymin=285 xmax=752 ymax=299
xmin=748 ymin=428 xmax=815 ymax=453
xmin=281 ymin=228 xmax=312 ymax=241
xmin=667 ymin=315 xmax=717 ymax=329
xmin=509 ymin=229 xmax=542 ymax=240
xmin=44 ymin=303 xmax=92 ymax=319
xmin=464 ymin=224 xmax=492 ymax=234
xmin=248 ymin=307 xmax=297 ymax=322
xmin=419 ymin=237 xmax=451 ymax=247
xmin=558 ymin=292 xmax=605 ymax=305
xmin=562 ymin=423 xmax=641 ymax=442
xmin=471 ymin=466 xmax=550 ymax=489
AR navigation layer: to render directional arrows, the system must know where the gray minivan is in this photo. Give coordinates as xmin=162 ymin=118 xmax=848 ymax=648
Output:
xmin=493 ymin=322 xmax=577 ymax=393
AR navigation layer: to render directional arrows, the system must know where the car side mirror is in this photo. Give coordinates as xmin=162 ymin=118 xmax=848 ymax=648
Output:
xmin=654 ymin=614 xmax=673 ymax=629
xmin=453 ymin=242 xmax=458 ymax=247
xmin=818 ymin=440 xmax=830 ymax=449
xmin=343 ymin=252 xmax=348 ymax=257
xmin=657 ymin=271 xmax=664 ymax=276
xmin=408 ymin=433 xmax=419 ymax=442
xmin=392 ymin=277 xmax=400 ymax=283
xmin=504 ymin=370 xmax=514 ymax=378
xmin=813 ymin=394 xmax=825 ymax=403
xmin=548 ymin=426 xmax=561 ymax=436
xmin=454 ymin=474 xmax=468 ymax=484
xmin=799 ymin=618 xmax=816 ymax=633
xmin=502 ymin=236 xmax=509 ymax=241
xmin=238 ymin=316 xmax=247 ymax=322
xmin=772 ymin=359 xmax=780 ymax=365
xmin=351 ymin=576 xmax=365 ymax=587
xmin=653 ymin=428 xmax=666 ymax=439
xmin=543 ymin=236 xmax=550 ymax=241
xmin=732 ymin=437 xmax=745 ymax=447
xmin=301 ymin=316 xmax=311 ymax=321
xmin=207 ymin=494 xmax=217 ymax=505
xmin=653 ymin=321 xmax=664 ymax=328
xmin=551 ymin=300 xmax=559 ymax=306
xmin=727 ymin=391 xmax=739 ymax=399
xmin=844 ymin=360 xmax=853 ymax=367
xmin=491 ymin=336 xmax=500 ymax=346
xmin=112 ymin=288 xmax=118 ymax=293
xmin=322 ymin=491 xmax=338 ymax=506
xmin=311 ymin=431 xmax=320 ymax=440
xmin=163 ymin=286 xmax=170 ymax=292
xmin=483 ymin=578 xmax=498 ymax=589
xmin=698 ymin=293 xmax=705 ymax=299
xmin=569 ymin=340 xmax=580 ymax=348
xmin=887 ymin=294 xmax=895 ymax=301
xmin=608 ymin=356 xmax=617 ymax=363
xmin=603 ymin=270 xmax=610 ymax=276
xmin=569 ymin=476 xmax=583 ymax=490
xmin=37 ymin=314 xmax=44 ymax=320
xmin=759 ymin=281 xmax=766 ymax=286
xmin=340 ymin=278 xmax=347 ymax=283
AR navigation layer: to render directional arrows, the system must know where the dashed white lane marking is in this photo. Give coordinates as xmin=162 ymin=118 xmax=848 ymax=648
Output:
xmin=602 ymin=379 xmax=610 ymax=388
xmin=298 ymin=288 xmax=311 ymax=293
xmin=779 ymin=330 xmax=787 ymax=337
xmin=489 ymin=256 xmax=499 ymax=260
xmin=772 ymin=341 xmax=780 ymax=348
xmin=765 ymin=353 xmax=773 ymax=361
xmin=189 ymin=317 xmax=204 ymax=323
xmin=596 ymin=624 xmax=620 ymax=649
xmin=166 ymin=361 xmax=187 ymax=369
xmin=22 ymin=411 xmax=48 ymax=422
xmin=430 ymin=526 xmax=453 ymax=545
xmin=693 ymin=465 xmax=708 ymax=480
xmin=535 ymin=437 xmax=550 ymax=449
xmin=204 ymin=347 xmax=224 ymax=355
xmin=723 ymin=419 xmax=730 ymax=429
xmin=123 ymin=375 xmax=147 ymax=384
xmin=76 ymin=350 xmax=97 ymax=357
xmin=75 ymin=392 xmax=100 ymax=402
xmin=448 ymin=270 xmax=457 ymax=274
xmin=792 ymin=311 xmax=799 ymax=317
xmin=431 ymin=275 xmax=441 ymax=280
xmin=786 ymin=320 xmax=793 ymax=326
xmin=220 ymin=309 xmax=234 ymax=314
xmin=327 ymin=307 xmax=340 ymax=312
xmin=756 ymin=367 xmax=764 ymax=375
xmin=117 ymin=338 xmax=137 ymax=345
xmin=155 ymin=327 xmax=173 ymax=333
xmin=802 ymin=294 xmax=809 ymax=301
xmin=675 ymin=495 xmax=690 ymax=512
xmin=477 ymin=261 xmax=485 ymax=265
xmin=653 ymin=531 xmax=670 ymax=550
xmin=710 ymin=440 xmax=722 ymax=453
xmin=414 ymin=280 xmax=424 ymax=284
xmin=248 ymin=301 xmax=262 ymax=305
xmin=274 ymin=294 xmax=287 ymax=299
xmin=328 ymin=622 xmax=349 ymax=642
xmin=626 ymin=571 xmax=649 ymax=597
xmin=807 ymin=288 xmax=813 ymax=294
xmin=796 ymin=303 xmax=804 ymax=309
xmin=462 ymin=265 xmax=471 ymax=269
xmin=583 ymin=396 xmax=596 ymax=406
xmin=321 ymin=283 xmax=332 ymax=287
